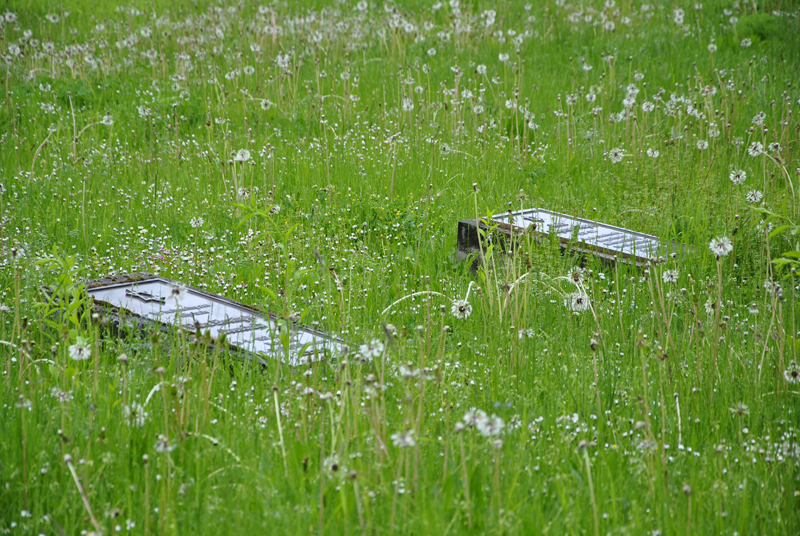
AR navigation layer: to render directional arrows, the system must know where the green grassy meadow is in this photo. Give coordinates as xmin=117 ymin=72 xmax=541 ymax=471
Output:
xmin=1 ymin=0 xmax=800 ymax=533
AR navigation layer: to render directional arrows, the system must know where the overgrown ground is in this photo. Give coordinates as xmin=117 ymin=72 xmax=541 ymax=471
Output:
xmin=1 ymin=0 xmax=800 ymax=534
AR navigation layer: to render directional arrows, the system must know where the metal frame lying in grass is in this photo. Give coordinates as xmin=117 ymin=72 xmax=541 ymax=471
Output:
xmin=457 ymin=208 xmax=686 ymax=268
xmin=85 ymin=272 xmax=345 ymax=366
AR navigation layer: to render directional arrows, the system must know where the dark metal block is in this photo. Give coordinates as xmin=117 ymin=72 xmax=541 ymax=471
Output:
xmin=456 ymin=218 xmax=527 ymax=269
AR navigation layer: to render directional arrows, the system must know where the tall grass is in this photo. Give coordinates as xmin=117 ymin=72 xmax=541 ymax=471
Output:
xmin=1 ymin=1 xmax=799 ymax=534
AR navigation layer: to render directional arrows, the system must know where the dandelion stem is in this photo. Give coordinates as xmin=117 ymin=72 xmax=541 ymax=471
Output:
xmin=463 ymin=281 xmax=475 ymax=302
xmin=713 ymin=259 xmax=723 ymax=376
xmin=75 ymin=120 xmax=101 ymax=143
xmin=380 ymin=291 xmax=451 ymax=316
xmin=582 ymin=448 xmax=600 ymax=536
xmin=28 ymin=130 xmax=52 ymax=187
xmin=319 ymin=407 xmax=325 ymax=536
xmin=615 ymin=260 xmax=625 ymax=344
xmin=273 ymin=389 xmax=289 ymax=478
xmin=145 ymin=457 xmax=151 ymax=534
xmin=459 ymin=433 xmax=472 ymax=528
xmin=757 ymin=293 xmax=778 ymax=386
xmin=492 ymin=447 xmax=501 ymax=518
xmin=69 ymin=93 xmax=77 ymax=160
xmin=675 ymin=394 xmax=682 ymax=446
xmin=686 ymin=494 xmax=692 ymax=536
xmin=20 ymin=404 xmax=28 ymax=511
xmin=763 ymin=152 xmax=797 ymax=218
xmin=592 ymin=349 xmax=603 ymax=433
xmin=389 ymin=138 xmax=397 ymax=201
xmin=352 ymin=478 xmax=365 ymax=535
xmin=65 ymin=455 xmax=103 ymax=535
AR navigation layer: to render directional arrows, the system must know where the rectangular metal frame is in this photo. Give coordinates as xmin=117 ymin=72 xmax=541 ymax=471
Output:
xmin=85 ymin=273 xmax=344 ymax=366
xmin=458 ymin=208 xmax=682 ymax=267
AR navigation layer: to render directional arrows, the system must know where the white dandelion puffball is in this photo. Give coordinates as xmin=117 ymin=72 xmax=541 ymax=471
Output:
xmin=729 ymin=169 xmax=746 ymax=185
xmin=69 ymin=341 xmax=91 ymax=361
xmin=451 ymin=299 xmax=472 ymax=319
xmin=566 ymin=292 xmax=590 ymax=312
xmin=709 ymin=236 xmax=733 ymax=257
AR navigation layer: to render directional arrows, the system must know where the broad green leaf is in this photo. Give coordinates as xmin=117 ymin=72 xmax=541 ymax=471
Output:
xmin=258 ymin=286 xmax=278 ymax=302
xmin=769 ymin=225 xmax=791 ymax=238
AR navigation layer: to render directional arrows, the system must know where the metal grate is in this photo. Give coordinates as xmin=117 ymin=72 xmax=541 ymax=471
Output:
xmin=456 ymin=208 xmax=684 ymax=267
xmin=86 ymin=274 xmax=345 ymax=366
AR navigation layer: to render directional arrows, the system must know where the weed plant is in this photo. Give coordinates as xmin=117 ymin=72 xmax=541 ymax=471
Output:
xmin=1 ymin=0 xmax=799 ymax=534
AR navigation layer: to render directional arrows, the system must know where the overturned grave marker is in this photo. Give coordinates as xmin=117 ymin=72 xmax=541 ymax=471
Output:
xmin=86 ymin=273 xmax=344 ymax=366
xmin=458 ymin=208 xmax=682 ymax=267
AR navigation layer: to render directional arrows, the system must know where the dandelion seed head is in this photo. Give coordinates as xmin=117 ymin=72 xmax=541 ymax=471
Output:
xmin=324 ymin=454 xmax=344 ymax=476
xmin=155 ymin=434 xmax=175 ymax=453
xmin=463 ymin=408 xmax=487 ymax=428
xmin=124 ymin=402 xmax=149 ymax=427
xmin=234 ymin=149 xmax=251 ymax=162
xmin=729 ymin=169 xmax=747 ymax=185
xmin=69 ymin=339 xmax=91 ymax=361
xmin=747 ymin=142 xmax=764 ymax=157
xmin=451 ymin=299 xmax=472 ymax=319
xmin=784 ymin=363 xmax=800 ymax=384
xmin=608 ymin=147 xmax=624 ymax=163
xmin=359 ymin=339 xmax=384 ymax=360
xmin=729 ymin=402 xmax=749 ymax=416
xmin=709 ymin=236 xmax=733 ymax=257
xmin=566 ymin=292 xmax=590 ymax=312
xmin=662 ymin=270 xmax=679 ymax=284
xmin=477 ymin=414 xmax=504 ymax=437
xmin=169 ymin=283 xmax=187 ymax=301
xmin=391 ymin=429 xmax=416 ymax=448
xmin=50 ymin=388 xmax=73 ymax=403
xmin=745 ymin=190 xmax=763 ymax=204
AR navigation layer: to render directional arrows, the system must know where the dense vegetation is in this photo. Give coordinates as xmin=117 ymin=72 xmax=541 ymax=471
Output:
xmin=1 ymin=0 xmax=799 ymax=534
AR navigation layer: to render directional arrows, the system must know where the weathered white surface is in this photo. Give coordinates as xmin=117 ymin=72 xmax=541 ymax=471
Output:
xmin=87 ymin=277 xmax=342 ymax=365
xmin=492 ymin=208 xmax=665 ymax=261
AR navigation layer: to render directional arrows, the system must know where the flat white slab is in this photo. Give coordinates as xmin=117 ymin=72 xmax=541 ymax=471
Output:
xmin=87 ymin=277 xmax=342 ymax=366
xmin=492 ymin=208 xmax=666 ymax=261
